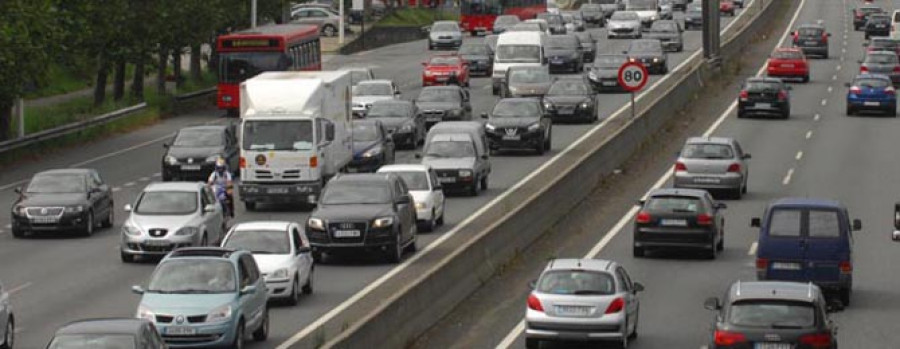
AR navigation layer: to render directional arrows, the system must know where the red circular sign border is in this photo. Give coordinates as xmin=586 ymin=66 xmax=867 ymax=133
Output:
xmin=617 ymin=61 xmax=650 ymax=92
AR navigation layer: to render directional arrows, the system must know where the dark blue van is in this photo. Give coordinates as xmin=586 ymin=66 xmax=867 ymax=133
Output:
xmin=751 ymin=198 xmax=861 ymax=306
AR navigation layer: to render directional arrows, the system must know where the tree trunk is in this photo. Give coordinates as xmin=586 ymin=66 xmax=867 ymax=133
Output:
xmin=190 ymin=44 xmax=203 ymax=81
xmin=113 ymin=58 xmax=127 ymax=101
xmin=0 ymin=99 xmax=12 ymax=141
xmin=131 ymin=52 xmax=145 ymax=100
xmin=172 ymin=50 xmax=183 ymax=88
xmin=157 ymin=46 xmax=168 ymax=95
xmin=94 ymin=55 xmax=110 ymax=107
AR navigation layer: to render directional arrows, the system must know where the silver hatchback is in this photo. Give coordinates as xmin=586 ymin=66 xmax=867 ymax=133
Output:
xmin=673 ymin=137 xmax=751 ymax=199
xmin=525 ymin=259 xmax=644 ymax=348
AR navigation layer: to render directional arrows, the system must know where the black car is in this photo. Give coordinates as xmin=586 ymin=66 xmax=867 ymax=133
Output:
xmin=538 ymin=13 xmax=567 ymax=34
xmin=11 ymin=169 xmax=114 ymax=238
xmin=737 ymin=77 xmax=792 ymax=119
xmin=306 ymin=173 xmax=418 ymax=263
xmin=47 ymin=318 xmax=165 ymax=349
xmin=542 ymin=78 xmax=598 ymax=123
xmin=626 ymin=39 xmax=668 ymax=74
xmin=704 ymin=281 xmax=838 ymax=349
xmin=482 ymin=98 xmax=552 ymax=155
xmin=162 ymin=125 xmax=238 ymax=181
xmin=864 ymin=14 xmax=891 ymax=39
xmin=415 ymin=86 xmax=472 ymax=128
xmin=644 ymin=20 xmax=684 ymax=52
xmin=348 ymin=120 xmax=396 ymax=173
xmin=573 ymin=31 xmax=597 ymax=62
xmin=545 ymin=34 xmax=585 ymax=73
xmin=684 ymin=3 xmax=703 ymax=30
xmin=633 ymin=188 xmax=726 ymax=259
xmin=492 ymin=14 xmax=520 ymax=34
xmin=853 ymin=5 xmax=885 ymax=31
xmin=366 ymin=100 xmax=425 ymax=149
xmin=588 ymin=54 xmax=629 ymax=92
xmin=671 ymin=0 xmax=689 ymax=11
xmin=458 ymin=43 xmax=494 ymax=76
xmin=579 ymin=4 xmax=605 ymax=27
xmin=504 ymin=66 xmax=553 ymax=98
xmin=792 ymin=24 xmax=830 ymax=58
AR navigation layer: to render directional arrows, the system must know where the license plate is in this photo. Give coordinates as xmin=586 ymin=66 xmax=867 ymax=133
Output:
xmin=181 ymin=165 xmax=201 ymax=171
xmin=439 ymin=177 xmax=457 ymax=183
xmin=771 ymin=262 xmax=802 ymax=270
xmin=660 ymin=219 xmax=688 ymax=226
xmin=555 ymin=305 xmax=591 ymax=316
xmin=780 ymin=64 xmax=794 ymax=68
xmin=267 ymin=187 xmax=288 ymax=194
xmin=755 ymin=343 xmax=793 ymax=349
xmin=503 ymin=135 xmax=521 ymax=141
xmin=756 ymin=103 xmax=772 ymax=109
xmin=427 ymin=116 xmax=443 ymax=122
xmin=334 ymin=230 xmax=361 ymax=238
xmin=166 ymin=326 xmax=196 ymax=336
xmin=877 ymin=24 xmax=886 ymax=28
xmin=31 ymin=217 xmax=59 ymax=224
xmin=551 ymin=59 xmax=564 ymax=64
xmin=695 ymin=177 xmax=721 ymax=184
xmin=436 ymin=77 xmax=448 ymax=82
xmin=803 ymin=41 xmax=818 ymax=46
xmin=144 ymin=240 xmax=171 ymax=246
xmin=602 ymin=81 xmax=618 ymax=86
xmin=558 ymin=109 xmax=574 ymax=115
xmin=864 ymin=101 xmax=880 ymax=106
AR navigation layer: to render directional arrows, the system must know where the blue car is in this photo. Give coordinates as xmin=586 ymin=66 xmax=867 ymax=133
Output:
xmin=751 ymin=198 xmax=861 ymax=307
xmin=133 ymin=248 xmax=269 ymax=348
xmin=845 ymin=73 xmax=897 ymax=116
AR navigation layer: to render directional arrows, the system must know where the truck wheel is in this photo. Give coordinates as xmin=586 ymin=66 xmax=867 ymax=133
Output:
xmin=244 ymin=201 xmax=256 ymax=211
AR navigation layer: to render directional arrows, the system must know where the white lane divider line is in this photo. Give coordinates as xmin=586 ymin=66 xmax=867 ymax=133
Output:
xmin=832 ymin=75 xmax=838 ymax=80
xmin=827 ymin=86 xmax=833 ymax=93
xmin=748 ymin=242 xmax=758 ymax=256
xmin=806 ymin=130 xmax=813 ymax=139
xmin=835 ymin=65 xmax=841 ymax=71
xmin=796 ymin=151 xmax=803 ymax=161
xmin=152 ymin=172 xmax=162 ymax=177
xmin=139 ymin=177 xmax=151 ymax=182
xmin=8 ymin=282 xmax=32 ymax=295
xmin=123 ymin=182 xmax=136 ymax=187
xmin=841 ymin=48 xmax=846 ymax=54
xmin=814 ymin=113 xmax=820 ymax=121
xmin=112 ymin=187 xmax=122 ymax=193
xmin=783 ymin=168 xmax=795 ymax=186
xmin=821 ymin=99 xmax=827 ymax=106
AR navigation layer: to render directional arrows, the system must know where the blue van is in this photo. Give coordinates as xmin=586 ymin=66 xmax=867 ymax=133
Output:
xmin=751 ymin=198 xmax=861 ymax=306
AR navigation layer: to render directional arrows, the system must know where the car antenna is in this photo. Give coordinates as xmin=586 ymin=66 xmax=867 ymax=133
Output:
xmin=736 ymin=280 xmax=741 ymax=296
xmin=807 ymin=282 xmax=813 ymax=298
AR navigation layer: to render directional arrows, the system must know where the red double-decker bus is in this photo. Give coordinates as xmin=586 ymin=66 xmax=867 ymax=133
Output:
xmin=460 ymin=0 xmax=547 ymax=35
xmin=216 ymin=24 xmax=322 ymax=116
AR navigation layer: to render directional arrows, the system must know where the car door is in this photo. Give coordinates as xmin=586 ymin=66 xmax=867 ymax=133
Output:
xmin=90 ymin=171 xmax=113 ymax=219
xmin=0 ymin=283 xmax=8 ymax=343
xmin=394 ymin=179 xmax=414 ymax=239
xmin=803 ymin=209 xmax=848 ymax=284
xmin=380 ymin=122 xmax=395 ymax=163
xmin=292 ymin=225 xmax=313 ymax=283
xmin=429 ymin=168 xmax=445 ymax=217
xmin=759 ymin=208 xmax=806 ymax=281
xmin=616 ymin=267 xmax=638 ymax=333
xmin=201 ymin=187 xmax=224 ymax=243
xmin=238 ymin=256 xmax=266 ymax=329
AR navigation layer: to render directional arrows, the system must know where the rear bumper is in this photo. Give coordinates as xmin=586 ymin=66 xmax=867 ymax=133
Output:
xmin=634 ymin=229 xmax=716 ymax=250
xmin=12 ymin=212 xmax=90 ymax=233
xmin=348 ymin=155 xmax=386 ymax=173
xmin=526 ymin=313 xmax=625 ymax=342
xmin=847 ymin=97 xmax=896 ymax=111
xmin=673 ymin=173 xmax=743 ymax=190
xmin=163 ymin=163 xmax=214 ymax=180
xmin=738 ymin=100 xmax=789 ymax=115
xmin=766 ymin=68 xmax=808 ymax=78
xmin=796 ymin=45 xmax=828 ymax=56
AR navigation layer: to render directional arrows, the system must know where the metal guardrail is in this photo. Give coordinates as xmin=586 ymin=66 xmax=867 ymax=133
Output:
xmin=0 ymin=88 xmax=216 ymax=155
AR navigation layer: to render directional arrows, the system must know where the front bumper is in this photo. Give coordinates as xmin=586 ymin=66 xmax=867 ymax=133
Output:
xmin=487 ymin=129 xmax=543 ymax=149
xmin=467 ymin=61 xmax=492 ymax=74
xmin=12 ymin=211 xmax=90 ymax=233
xmin=307 ymin=225 xmax=398 ymax=251
xmin=156 ymin=320 xmax=236 ymax=348
xmin=264 ymin=279 xmax=294 ymax=299
xmin=239 ymin=181 xmax=322 ymax=204
xmin=348 ymin=154 xmax=386 ymax=173
xmin=608 ymin=27 xmax=639 ymax=37
xmin=546 ymin=106 xmax=594 ymax=121
xmin=433 ymin=170 xmax=478 ymax=191
xmin=658 ymin=40 xmax=682 ymax=52
xmin=673 ymin=172 xmax=743 ymax=190
xmin=163 ymin=163 xmax=215 ymax=181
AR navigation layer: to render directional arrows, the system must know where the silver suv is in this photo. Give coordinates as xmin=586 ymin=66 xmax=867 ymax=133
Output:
xmin=673 ymin=137 xmax=751 ymax=199
xmin=525 ymin=259 xmax=644 ymax=348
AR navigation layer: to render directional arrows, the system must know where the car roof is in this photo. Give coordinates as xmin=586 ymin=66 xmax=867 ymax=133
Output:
xmin=746 ymin=76 xmax=784 ymax=84
xmin=431 ymin=133 xmax=474 ymax=142
xmin=144 ymin=181 xmax=203 ymax=192
xmin=498 ymin=97 xmax=541 ymax=104
xmin=728 ymin=281 xmax=821 ymax=303
xmin=165 ymin=247 xmax=244 ymax=260
xmin=648 ymin=188 xmax=709 ymax=198
xmin=854 ymin=73 xmax=891 ymax=81
xmin=231 ymin=221 xmax=294 ymax=232
xmin=36 ymin=168 xmax=92 ymax=176
xmin=358 ymin=79 xmax=393 ymax=85
xmin=332 ymin=173 xmax=395 ymax=183
xmin=508 ymin=65 xmax=548 ymax=72
xmin=686 ymin=136 xmax=734 ymax=145
xmin=433 ymin=20 xmax=459 ymax=26
xmin=56 ymin=318 xmax=148 ymax=335
xmin=769 ymin=197 xmax=845 ymax=210
xmin=545 ymin=258 xmax=616 ymax=272
xmin=378 ymin=164 xmax=432 ymax=173
xmin=774 ymin=47 xmax=803 ymax=53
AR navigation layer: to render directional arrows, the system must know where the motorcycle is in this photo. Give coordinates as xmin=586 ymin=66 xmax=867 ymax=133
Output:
xmin=214 ymin=183 xmax=235 ymax=218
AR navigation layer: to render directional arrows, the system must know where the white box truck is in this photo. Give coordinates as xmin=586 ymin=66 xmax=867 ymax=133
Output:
xmin=238 ymin=71 xmax=353 ymax=210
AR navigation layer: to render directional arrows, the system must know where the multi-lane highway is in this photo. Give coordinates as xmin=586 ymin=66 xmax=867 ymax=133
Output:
xmin=0 ymin=6 xmax=752 ymax=348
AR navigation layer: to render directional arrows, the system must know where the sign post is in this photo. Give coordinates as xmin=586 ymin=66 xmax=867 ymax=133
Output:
xmin=617 ymin=61 xmax=650 ymax=119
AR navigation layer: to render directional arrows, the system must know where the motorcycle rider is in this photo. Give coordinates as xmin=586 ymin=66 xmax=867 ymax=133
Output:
xmin=207 ymin=158 xmax=234 ymax=217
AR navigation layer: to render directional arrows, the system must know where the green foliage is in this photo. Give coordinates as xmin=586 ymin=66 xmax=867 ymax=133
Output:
xmin=0 ymin=0 xmax=60 ymax=106
xmin=375 ymin=7 xmax=459 ymax=27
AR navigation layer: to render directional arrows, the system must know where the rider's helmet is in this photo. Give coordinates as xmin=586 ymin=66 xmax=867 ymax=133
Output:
xmin=215 ymin=158 xmax=227 ymax=174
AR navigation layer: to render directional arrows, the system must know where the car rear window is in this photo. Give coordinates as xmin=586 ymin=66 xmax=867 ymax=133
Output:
xmin=728 ymin=300 xmax=816 ymax=328
xmin=797 ymin=27 xmax=823 ymax=36
xmin=865 ymin=53 xmax=898 ymax=64
xmin=772 ymin=50 xmax=803 ymax=60
xmin=681 ymin=143 xmax=735 ymax=159
xmin=745 ymin=81 xmax=782 ymax=92
xmin=646 ymin=196 xmax=702 ymax=213
xmin=808 ymin=210 xmax=841 ymax=238
xmin=853 ymin=77 xmax=891 ymax=88
xmin=870 ymin=38 xmax=900 ymax=49
xmin=537 ymin=270 xmax=616 ymax=295
xmin=860 ymin=7 xmax=883 ymax=15
xmin=769 ymin=209 xmax=801 ymax=237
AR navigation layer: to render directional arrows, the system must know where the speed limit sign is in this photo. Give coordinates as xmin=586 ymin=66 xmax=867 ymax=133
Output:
xmin=618 ymin=62 xmax=649 ymax=92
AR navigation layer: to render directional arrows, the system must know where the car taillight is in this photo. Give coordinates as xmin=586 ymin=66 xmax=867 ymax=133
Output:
xmin=888 ymin=87 xmax=896 ymax=95
xmin=674 ymin=162 xmax=687 ymax=172
xmin=850 ymin=86 xmax=862 ymax=94
xmin=777 ymin=90 xmax=788 ymax=101
xmin=714 ymin=330 xmax=747 ymax=346
xmin=739 ymin=90 xmax=749 ymax=101
xmin=636 ymin=211 xmax=652 ymax=224
xmin=697 ymin=213 xmax=713 ymax=225
xmin=799 ymin=332 xmax=833 ymax=348
xmin=756 ymin=258 xmax=769 ymax=270
xmin=822 ymin=33 xmax=828 ymax=43
xmin=792 ymin=33 xmax=798 ymax=44
xmin=840 ymin=260 xmax=852 ymax=274
xmin=239 ymin=157 xmax=246 ymax=168
xmin=727 ymin=163 xmax=741 ymax=172
xmin=861 ymin=66 xmax=869 ymax=73
xmin=893 ymin=66 xmax=900 ymax=73
xmin=604 ymin=297 xmax=625 ymax=314
xmin=527 ymin=294 xmax=544 ymax=312
xmin=309 ymin=156 xmax=318 ymax=168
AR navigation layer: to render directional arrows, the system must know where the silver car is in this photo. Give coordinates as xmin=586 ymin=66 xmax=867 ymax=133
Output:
xmin=221 ymin=221 xmax=314 ymax=305
xmin=352 ymin=80 xmax=401 ymax=117
xmin=526 ymin=259 xmax=644 ymax=348
xmin=607 ymin=11 xmax=643 ymax=39
xmin=673 ymin=137 xmax=751 ymax=199
xmin=120 ymin=182 xmax=226 ymax=262
xmin=0 ymin=280 xmax=13 ymax=349
xmin=428 ymin=21 xmax=463 ymax=50
xmin=860 ymin=51 xmax=900 ymax=85
xmin=291 ymin=6 xmax=342 ymax=37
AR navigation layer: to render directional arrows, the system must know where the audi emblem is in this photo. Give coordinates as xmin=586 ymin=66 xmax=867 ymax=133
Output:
xmin=40 ymin=208 xmax=48 ymax=215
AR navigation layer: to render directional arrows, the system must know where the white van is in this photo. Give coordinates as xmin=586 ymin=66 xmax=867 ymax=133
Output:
xmin=892 ymin=10 xmax=900 ymax=38
xmin=491 ymin=31 xmax=546 ymax=95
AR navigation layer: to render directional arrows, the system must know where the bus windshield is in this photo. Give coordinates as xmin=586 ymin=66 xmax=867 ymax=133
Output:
xmin=496 ymin=45 xmax=541 ymax=62
xmin=627 ymin=0 xmax=658 ymax=11
xmin=219 ymin=52 xmax=290 ymax=84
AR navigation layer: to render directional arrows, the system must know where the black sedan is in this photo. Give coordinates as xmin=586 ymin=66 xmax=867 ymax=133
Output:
xmin=11 ymin=169 xmax=114 ymax=238
xmin=853 ymin=5 xmax=885 ymax=31
xmin=737 ymin=77 xmax=792 ymax=119
xmin=162 ymin=124 xmax=238 ymax=181
xmin=587 ymin=54 xmax=630 ymax=92
xmin=633 ymin=188 xmax=726 ymax=259
xmin=348 ymin=119 xmax=396 ymax=173
xmin=366 ymin=100 xmax=425 ymax=149
xmin=416 ymin=85 xmax=472 ymax=128
xmin=626 ymin=39 xmax=668 ymax=74
xmin=545 ymin=34 xmax=585 ymax=73
xmin=865 ymin=14 xmax=891 ymax=39
xmin=573 ymin=31 xmax=597 ymax=63
xmin=458 ymin=43 xmax=493 ymax=76
xmin=542 ymin=78 xmax=598 ymax=123
xmin=482 ymin=98 xmax=552 ymax=155
xmin=47 ymin=318 xmax=165 ymax=349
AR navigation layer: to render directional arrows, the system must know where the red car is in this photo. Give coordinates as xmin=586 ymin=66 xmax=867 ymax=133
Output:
xmin=720 ymin=0 xmax=736 ymax=16
xmin=766 ymin=48 xmax=810 ymax=82
xmin=422 ymin=55 xmax=470 ymax=87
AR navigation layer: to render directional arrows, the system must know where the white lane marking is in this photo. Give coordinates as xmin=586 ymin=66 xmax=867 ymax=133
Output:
xmin=4 ymin=224 xmax=10 ymax=229
xmin=841 ymin=48 xmax=846 ymax=54
xmin=112 ymin=187 xmax=122 ymax=193
xmin=821 ymin=99 xmax=827 ymax=106
xmin=748 ymin=242 xmax=758 ymax=256
xmin=814 ymin=113 xmax=820 ymax=121
xmin=8 ymin=282 xmax=32 ymax=295
xmin=139 ymin=177 xmax=151 ymax=182
xmin=123 ymin=182 xmax=136 ymax=187
xmin=783 ymin=168 xmax=795 ymax=185
xmin=153 ymin=172 xmax=161 ymax=177
xmin=13 ymin=327 xmax=23 ymax=334
xmin=796 ymin=151 xmax=803 ymax=161
xmin=832 ymin=75 xmax=838 ymax=80
xmin=806 ymin=130 xmax=813 ymax=139
xmin=827 ymin=86 xmax=833 ymax=93
xmin=0 ymin=230 xmax=5 ymax=235
xmin=836 ymin=65 xmax=841 ymax=71
xmin=842 ymin=40 xmax=847 ymax=46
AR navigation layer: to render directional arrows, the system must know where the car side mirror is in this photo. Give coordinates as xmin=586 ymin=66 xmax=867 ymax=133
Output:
xmin=742 ymin=154 xmax=752 ymax=159
xmin=398 ymin=194 xmax=412 ymax=205
xmin=751 ymin=217 xmax=761 ymax=228
xmin=704 ymin=297 xmax=721 ymax=310
xmin=528 ymin=279 xmax=537 ymax=289
xmin=633 ymin=282 xmax=644 ymax=293
xmin=297 ymin=246 xmax=312 ymax=254
xmin=203 ymin=204 xmax=218 ymax=213
xmin=481 ymin=112 xmax=489 ymax=119
xmin=163 ymin=143 xmax=170 ymax=149
xmin=13 ymin=187 xmax=21 ymax=194
xmin=240 ymin=285 xmax=258 ymax=296
xmin=852 ymin=219 xmax=862 ymax=231
xmin=892 ymin=230 xmax=900 ymax=242
xmin=131 ymin=285 xmax=145 ymax=295
xmin=123 ymin=204 xmax=133 ymax=212
xmin=715 ymin=203 xmax=728 ymax=210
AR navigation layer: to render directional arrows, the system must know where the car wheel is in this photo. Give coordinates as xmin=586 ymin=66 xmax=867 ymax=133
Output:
xmin=737 ymin=108 xmax=746 ymax=118
xmin=10 ymin=227 xmax=24 ymax=239
xmin=891 ymin=107 xmax=898 ymax=117
xmin=386 ymin=233 xmax=403 ymax=263
xmin=322 ymin=24 xmax=337 ymax=37
xmin=846 ymin=105 xmax=854 ymax=116
xmin=535 ymin=137 xmax=546 ymax=155
xmin=706 ymin=242 xmax=718 ymax=259
xmin=544 ymin=131 xmax=552 ymax=151
xmin=840 ymin=287 xmax=851 ymax=306
xmin=302 ymin=268 xmax=314 ymax=294
xmin=525 ymin=338 xmax=541 ymax=349
xmin=782 ymin=108 xmax=790 ymax=119
xmin=312 ymin=250 xmax=324 ymax=263
xmin=233 ymin=320 xmax=245 ymax=349
xmin=83 ymin=212 xmax=94 ymax=237
xmin=102 ymin=205 xmax=114 ymax=228
xmin=633 ymin=245 xmax=645 ymax=258
xmin=252 ymin=308 xmax=269 ymax=341
xmin=1 ymin=317 xmax=13 ymax=349
xmin=469 ymin=179 xmax=479 ymax=196
xmin=244 ymin=201 xmax=256 ymax=211
xmin=629 ymin=312 xmax=639 ymax=339
xmin=120 ymin=251 xmax=135 ymax=263
xmin=480 ymin=175 xmax=489 ymax=191
xmin=405 ymin=230 xmax=418 ymax=253
xmin=619 ymin=327 xmax=629 ymax=348
xmin=717 ymin=231 xmax=725 ymax=251
xmin=421 ymin=210 xmax=436 ymax=232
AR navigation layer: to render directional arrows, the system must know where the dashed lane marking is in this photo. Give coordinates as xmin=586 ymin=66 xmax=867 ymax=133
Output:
xmin=827 ymin=86 xmax=833 ymax=93
xmin=814 ymin=114 xmax=820 ymax=121
xmin=748 ymin=242 xmax=758 ymax=256
xmin=139 ymin=177 xmax=151 ymax=182
xmin=124 ymin=182 xmax=136 ymax=187
xmin=796 ymin=151 xmax=803 ymax=161
xmin=806 ymin=130 xmax=813 ymax=139
xmin=821 ymin=99 xmax=827 ymax=106
xmin=783 ymin=168 xmax=795 ymax=186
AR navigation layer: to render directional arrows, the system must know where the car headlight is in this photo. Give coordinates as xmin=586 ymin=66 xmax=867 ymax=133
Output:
xmin=415 ymin=201 xmax=427 ymax=210
xmin=580 ymin=102 xmax=591 ymax=109
xmin=65 ymin=205 xmax=84 ymax=213
xmin=205 ymin=155 xmax=221 ymax=163
xmin=459 ymin=169 xmax=473 ymax=178
xmin=12 ymin=205 xmax=24 ymax=216
xmin=424 ymin=70 xmax=434 ymax=77
xmin=484 ymin=123 xmax=496 ymax=132
xmin=137 ymin=305 xmax=154 ymax=321
xmin=653 ymin=58 xmax=660 ymax=63
xmin=123 ymin=223 xmax=142 ymax=236
xmin=270 ymin=268 xmax=290 ymax=280
xmin=372 ymin=217 xmax=394 ymax=228
xmin=528 ymin=122 xmax=541 ymax=131
xmin=362 ymin=145 xmax=384 ymax=158
xmin=206 ymin=304 xmax=233 ymax=323
xmin=588 ymin=70 xmax=598 ymax=80
xmin=308 ymin=217 xmax=325 ymax=231
xmin=165 ymin=156 xmax=178 ymax=165
xmin=449 ymin=109 xmax=462 ymax=117
xmin=175 ymin=226 xmax=199 ymax=236
xmin=543 ymin=101 xmax=554 ymax=109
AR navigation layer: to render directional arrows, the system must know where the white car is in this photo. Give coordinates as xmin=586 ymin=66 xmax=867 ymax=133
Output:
xmin=221 ymin=221 xmax=314 ymax=305
xmin=0 ymin=280 xmax=13 ymax=349
xmin=378 ymin=164 xmax=446 ymax=232
xmin=119 ymin=182 xmax=226 ymax=263
xmin=352 ymin=79 xmax=400 ymax=117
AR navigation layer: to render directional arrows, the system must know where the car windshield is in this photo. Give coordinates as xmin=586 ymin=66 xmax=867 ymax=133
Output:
xmin=219 ymin=52 xmax=289 ymax=84
xmin=745 ymin=81 xmax=783 ymax=92
xmin=388 ymin=171 xmax=430 ymax=190
xmin=728 ymin=300 xmax=816 ymax=328
xmin=352 ymin=123 xmax=380 ymax=142
xmin=797 ymin=27 xmax=823 ymax=36
xmin=492 ymin=100 xmax=541 ymax=117
xmin=223 ymin=229 xmax=290 ymax=254
xmin=646 ymin=196 xmax=702 ymax=213
xmin=432 ymin=23 xmax=457 ymax=32
xmin=459 ymin=45 xmax=489 ymax=55
xmin=870 ymin=39 xmax=900 ymax=49
xmin=651 ymin=22 xmax=678 ymax=32
xmin=368 ymin=103 xmax=410 ymax=118
xmin=854 ymin=77 xmax=891 ymax=88
xmin=425 ymin=140 xmax=475 ymax=158
xmin=418 ymin=88 xmax=461 ymax=102
xmin=26 ymin=174 xmax=85 ymax=193
xmin=681 ymin=143 xmax=735 ymax=159
xmin=865 ymin=53 xmax=898 ymax=64
xmin=429 ymin=56 xmax=461 ymax=66
xmin=355 ymin=83 xmax=393 ymax=96
xmin=509 ymin=69 xmax=550 ymax=84
xmin=548 ymin=81 xmax=591 ymax=95
xmin=537 ymin=270 xmax=616 ymax=295
xmin=546 ymin=36 xmax=578 ymax=49
xmin=611 ymin=12 xmax=639 ymax=21
xmin=630 ymin=41 xmax=662 ymax=52
xmin=173 ymin=129 xmax=224 ymax=147
xmin=495 ymin=15 xmax=520 ymax=25
xmin=242 ymin=120 xmax=314 ymax=151
xmin=148 ymin=259 xmax=236 ymax=293
xmin=321 ymin=182 xmax=392 ymax=204
xmin=135 ymin=191 xmax=198 ymax=215
xmin=48 ymin=334 xmax=136 ymax=349
xmin=496 ymin=45 xmax=541 ymax=62
xmin=594 ymin=55 xmax=627 ymax=68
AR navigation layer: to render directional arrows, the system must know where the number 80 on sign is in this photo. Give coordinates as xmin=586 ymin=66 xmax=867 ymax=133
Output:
xmin=617 ymin=62 xmax=649 ymax=92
